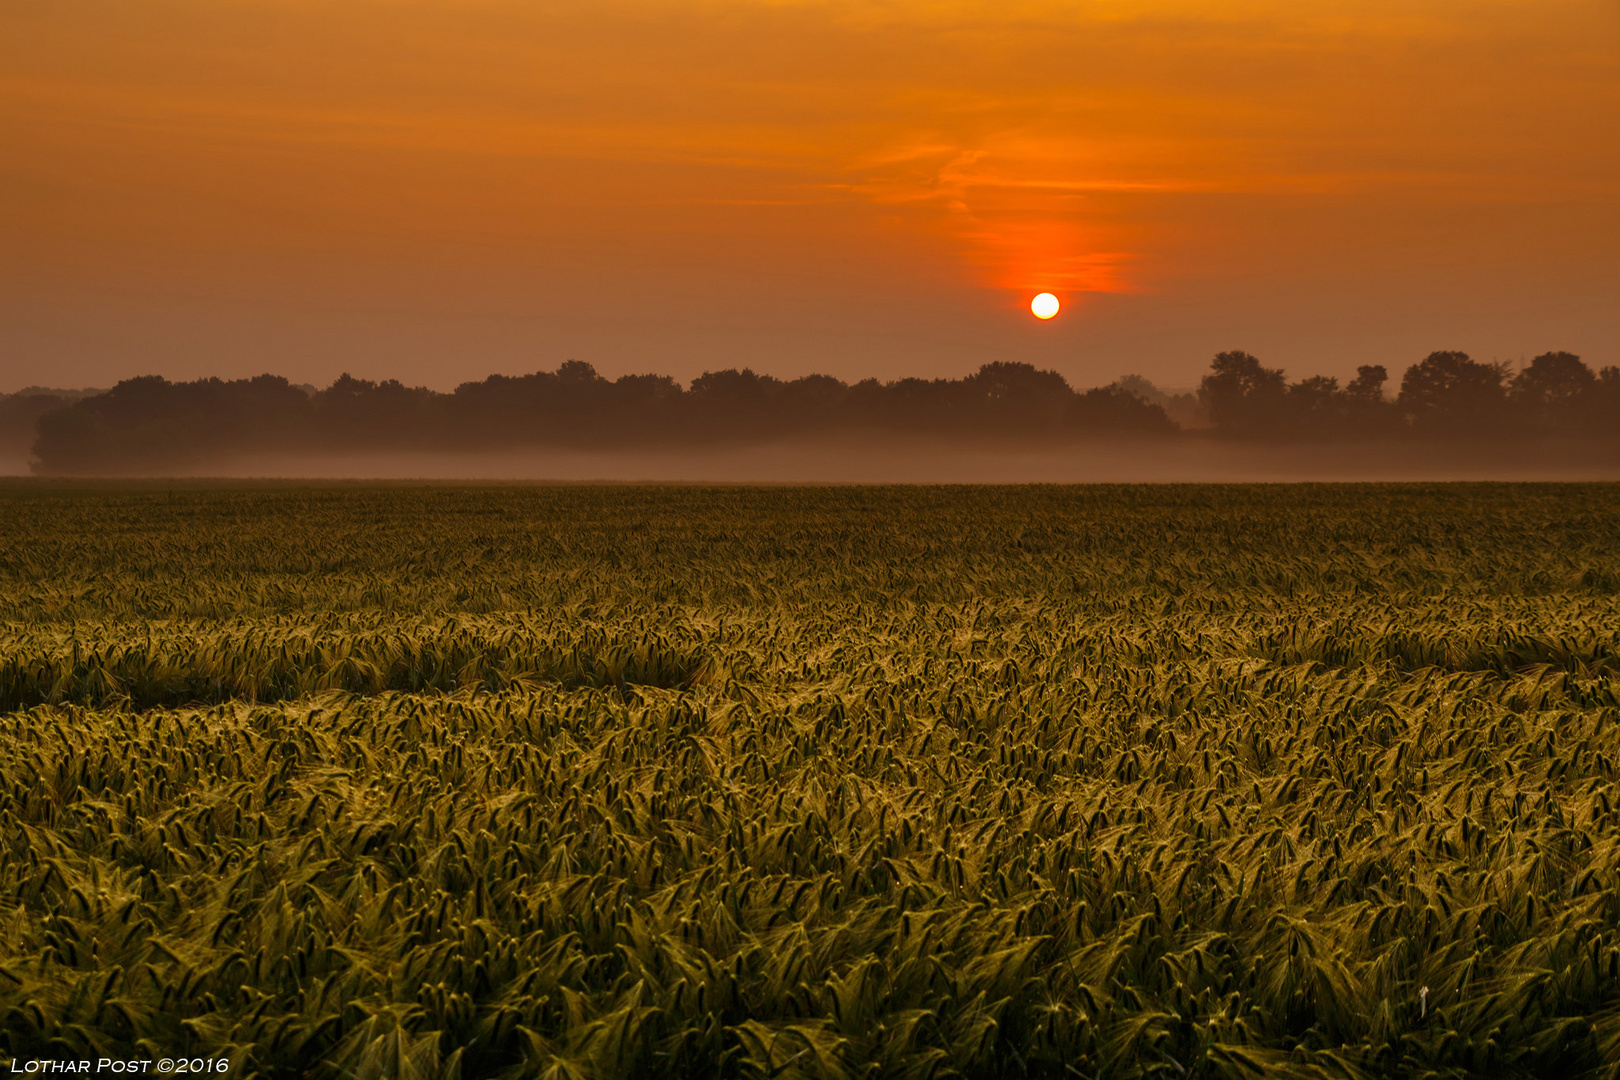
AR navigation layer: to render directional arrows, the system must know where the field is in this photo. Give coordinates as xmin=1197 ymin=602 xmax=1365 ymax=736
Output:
xmin=2 ymin=482 xmax=1619 ymax=1079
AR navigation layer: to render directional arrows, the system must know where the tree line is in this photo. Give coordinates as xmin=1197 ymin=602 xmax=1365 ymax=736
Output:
xmin=7 ymin=349 xmax=1615 ymax=473
xmin=1199 ymin=350 xmax=1618 ymax=440
xmin=0 ymin=387 xmax=102 ymax=458
xmin=18 ymin=362 xmax=1171 ymax=473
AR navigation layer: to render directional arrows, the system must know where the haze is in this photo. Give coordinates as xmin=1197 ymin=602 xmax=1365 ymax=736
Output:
xmin=5 ymin=440 xmax=1618 ymax=485
xmin=4 ymin=0 xmax=1619 ymax=392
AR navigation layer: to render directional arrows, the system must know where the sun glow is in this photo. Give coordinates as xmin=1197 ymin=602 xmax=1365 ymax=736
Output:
xmin=1030 ymin=293 xmax=1060 ymax=319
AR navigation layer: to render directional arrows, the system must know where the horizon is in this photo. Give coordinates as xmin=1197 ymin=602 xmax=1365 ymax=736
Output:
xmin=0 ymin=367 xmax=1203 ymax=400
xmin=0 ymin=348 xmax=1580 ymax=401
xmin=5 ymin=350 xmax=1617 ymax=481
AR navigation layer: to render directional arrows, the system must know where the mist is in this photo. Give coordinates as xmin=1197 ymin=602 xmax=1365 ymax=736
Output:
xmin=8 ymin=435 xmax=1618 ymax=484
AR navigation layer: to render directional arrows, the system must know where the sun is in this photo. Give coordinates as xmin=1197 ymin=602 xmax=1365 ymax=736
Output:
xmin=1030 ymin=293 xmax=1060 ymax=319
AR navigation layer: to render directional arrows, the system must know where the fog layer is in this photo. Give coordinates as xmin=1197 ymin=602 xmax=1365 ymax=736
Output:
xmin=8 ymin=437 xmax=1616 ymax=483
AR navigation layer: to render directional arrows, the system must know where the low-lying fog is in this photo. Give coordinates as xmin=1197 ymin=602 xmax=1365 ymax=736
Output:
xmin=8 ymin=436 xmax=1620 ymax=483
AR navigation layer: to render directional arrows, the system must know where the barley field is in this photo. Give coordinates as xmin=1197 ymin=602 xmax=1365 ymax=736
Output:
xmin=2 ymin=482 xmax=1619 ymax=1079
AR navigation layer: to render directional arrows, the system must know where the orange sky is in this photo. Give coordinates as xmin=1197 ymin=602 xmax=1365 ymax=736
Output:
xmin=3 ymin=0 xmax=1618 ymax=391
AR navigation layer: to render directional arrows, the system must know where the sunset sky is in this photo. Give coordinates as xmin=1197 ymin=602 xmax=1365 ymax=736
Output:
xmin=3 ymin=0 xmax=1618 ymax=392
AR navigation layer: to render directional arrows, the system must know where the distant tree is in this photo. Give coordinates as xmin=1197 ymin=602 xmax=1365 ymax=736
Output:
xmin=782 ymin=374 xmax=846 ymax=403
xmin=0 ymin=386 xmax=105 ymax=458
xmin=447 ymin=363 xmax=615 ymax=445
xmin=595 ymin=372 xmax=684 ymax=443
xmin=867 ymin=376 xmax=955 ymax=432
xmin=688 ymin=368 xmax=784 ymax=402
xmin=1112 ymin=375 xmax=1159 ymax=402
xmin=780 ymin=375 xmax=849 ymax=431
xmin=844 ymin=377 xmax=890 ymax=429
xmin=687 ymin=368 xmax=788 ymax=440
xmin=1345 ymin=365 xmax=1388 ymax=404
xmin=1112 ymin=375 xmax=1206 ymax=429
xmin=37 ymin=349 xmax=1612 ymax=474
xmin=1397 ymin=351 xmax=1511 ymax=434
xmin=613 ymin=373 xmax=683 ymax=401
xmin=1199 ymin=351 xmax=1288 ymax=436
xmin=0 ymin=393 xmax=67 ymax=455
xmin=1340 ymin=365 xmax=1400 ymax=436
xmin=32 ymin=374 xmax=312 ymax=473
xmin=556 ymin=359 xmax=602 ymax=385
xmin=449 ymin=372 xmax=551 ymax=444
xmin=1287 ymin=375 xmax=1342 ymax=433
xmin=965 ymin=362 xmax=1069 ymax=401
xmin=1070 ymin=387 xmax=1177 ymax=434
xmin=1588 ymin=366 xmax=1620 ymax=438
xmin=962 ymin=362 xmax=1073 ymax=431
xmin=313 ymin=374 xmax=437 ymax=448
xmin=1511 ymin=351 xmax=1596 ymax=434
xmin=1284 ymin=373 xmax=1404 ymax=439
xmin=546 ymin=361 xmax=615 ymax=441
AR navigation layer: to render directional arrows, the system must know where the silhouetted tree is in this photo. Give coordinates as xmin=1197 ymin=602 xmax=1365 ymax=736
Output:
xmin=1345 ymin=365 xmax=1387 ymax=405
xmin=963 ymin=362 xmax=1073 ymax=431
xmin=1512 ymin=351 xmax=1596 ymax=435
xmin=1398 ymin=351 xmax=1511 ymax=434
xmin=447 ymin=363 xmax=618 ymax=446
xmin=449 ymin=373 xmax=542 ymax=445
xmin=1341 ymin=365 xmax=1400 ymax=435
xmin=1199 ymin=351 xmax=1288 ymax=436
xmin=859 ymin=376 xmax=955 ymax=432
xmin=687 ymin=368 xmax=784 ymax=404
xmin=686 ymin=368 xmax=789 ymax=440
xmin=1597 ymin=366 xmax=1620 ymax=430
xmin=314 ymin=375 xmax=436 ymax=448
xmin=1070 ymin=387 xmax=1179 ymax=434
xmin=607 ymin=372 xmax=685 ymax=443
xmin=33 ymin=375 xmax=312 ymax=473
xmin=1287 ymin=375 xmax=1343 ymax=435
xmin=44 ymin=344 xmax=1620 ymax=474
xmin=780 ymin=375 xmax=850 ymax=433
xmin=1 ymin=393 xmax=70 ymax=455
xmin=1113 ymin=376 xmax=1208 ymax=429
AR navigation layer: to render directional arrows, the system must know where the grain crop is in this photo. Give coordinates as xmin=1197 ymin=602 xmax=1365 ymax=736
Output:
xmin=0 ymin=482 xmax=1618 ymax=1079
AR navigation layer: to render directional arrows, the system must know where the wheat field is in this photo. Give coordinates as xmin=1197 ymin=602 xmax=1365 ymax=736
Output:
xmin=1 ymin=482 xmax=1618 ymax=1078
